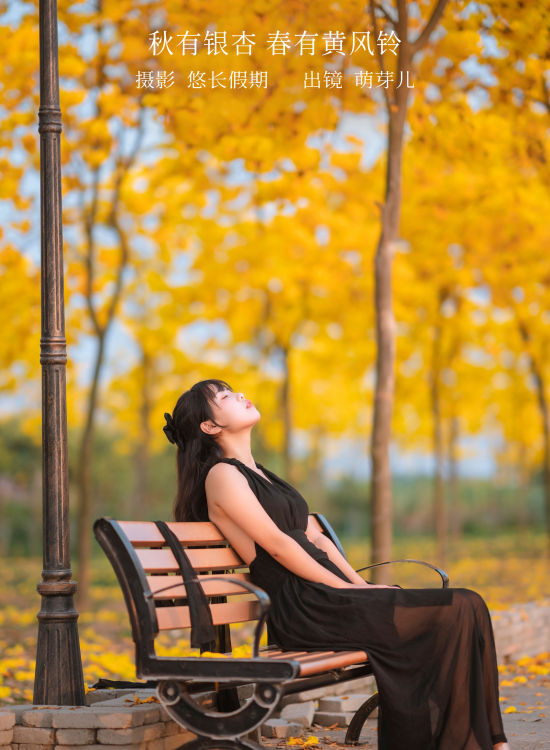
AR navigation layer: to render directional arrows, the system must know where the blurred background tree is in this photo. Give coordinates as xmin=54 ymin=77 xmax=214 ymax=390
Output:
xmin=0 ymin=0 xmax=549 ymax=608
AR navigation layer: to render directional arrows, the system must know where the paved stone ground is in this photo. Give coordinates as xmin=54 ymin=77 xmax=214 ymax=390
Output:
xmin=261 ymin=676 xmax=550 ymax=749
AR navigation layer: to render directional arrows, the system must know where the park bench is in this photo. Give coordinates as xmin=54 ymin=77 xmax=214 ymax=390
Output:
xmin=94 ymin=514 xmax=449 ymax=749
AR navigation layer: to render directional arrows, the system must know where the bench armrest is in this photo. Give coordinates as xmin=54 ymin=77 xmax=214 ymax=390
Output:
xmin=145 ymin=576 xmax=271 ymax=657
xmin=355 ymin=559 xmax=449 ymax=588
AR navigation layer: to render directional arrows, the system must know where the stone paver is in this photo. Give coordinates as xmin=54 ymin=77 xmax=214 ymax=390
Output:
xmin=13 ymin=724 xmax=56 ymax=743
xmin=262 ymin=718 xmax=305 ymax=738
xmin=313 ymin=711 xmax=354 ymax=727
xmin=96 ymin=721 xmax=165 ymax=745
xmin=0 ymin=711 xmax=15 ymax=732
xmin=55 ymin=727 xmax=96 ymax=744
xmin=318 ymin=694 xmax=372 ymax=713
xmin=262 ymin=677 xmax=550 ymax=749
xmin=280 ymin=700 xmax=316 ymax=727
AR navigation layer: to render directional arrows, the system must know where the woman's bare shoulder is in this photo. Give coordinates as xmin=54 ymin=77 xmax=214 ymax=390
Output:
xmin=205 ymin=461 xmax=243 ymax=487
xmin=205 ymin=461 xmax=259 ymax=516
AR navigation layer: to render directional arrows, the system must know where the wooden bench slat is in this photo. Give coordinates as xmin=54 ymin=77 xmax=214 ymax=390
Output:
xmin=146 ymin=573 xmax=251 ymax=599
xmin=263 ymin=649 xmax=366 ymax=670
xmin=118 ymin=521 xmax=226 ymax=546
xmin=291 ymin=651 xmax=336 ymax=661
xmin=295 ymin=650 xmax=368 ymax=676
xmin=268 ymin=650 xmax=310 ymax=659
xmin=136 ymin=547 xmax=245 ymax=573
xmin=156 ymin=600 xmax=261 ymax=630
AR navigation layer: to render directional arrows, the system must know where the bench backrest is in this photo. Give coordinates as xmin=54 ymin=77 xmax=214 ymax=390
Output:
xmin=93 ymin=514 xmax=343 ymax=672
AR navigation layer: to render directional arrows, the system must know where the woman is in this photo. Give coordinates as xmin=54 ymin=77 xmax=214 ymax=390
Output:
xmin=163 ymin=378 xmax=509 ymax=750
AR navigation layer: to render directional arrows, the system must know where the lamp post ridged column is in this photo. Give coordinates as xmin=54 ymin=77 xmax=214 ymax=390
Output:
xmin=33 ymin=0 xmax=86 ymax=706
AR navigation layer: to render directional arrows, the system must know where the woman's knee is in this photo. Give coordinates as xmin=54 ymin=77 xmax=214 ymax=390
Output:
xmin=454 ymin=587 xmax=491 ymax=620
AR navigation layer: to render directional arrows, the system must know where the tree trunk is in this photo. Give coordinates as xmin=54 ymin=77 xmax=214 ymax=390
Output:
xmin=73 ymin=124 xmax=138 ymax=607
xmin=370 ymin=229 xmax=397 ymax=581
xmin=517 ymin=320 xmax=550 ymax=553
xmin=370 ymin=66 xmax=410 ymax=581
xmin=0 ymin=489 xmax=7 ymax=556
xmin=430 ymin=315 xmax=446 ymax=566
xmin=516 ymin=442 xmax=530 ymax=529
xmin=70 ymin=7 xmax=143 ymax=605
xmin=447 ymin=414 xmax=460 ymax=543
xmin=280 ymin=345 xmax=293 ymax=483
xmin=133 ymin=350 xmax=152 ymax=517
xmin=445 ymin=288 xmax=462 ymax=545
xmin=29 ymin=468 xmax=42 ymax=555
xmin=535 ymin=395 xmax=550 ymax=553
xmin=368 ymin=0 xmax=449 ymax=581
xmin=76 ymin=330 xmax=106 ymax=610
xmin=306 ymin=426 xmax=327 ymax=515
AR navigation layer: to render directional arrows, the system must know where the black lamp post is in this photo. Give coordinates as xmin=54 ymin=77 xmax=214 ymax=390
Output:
xmin=33 ymin=0 xmax=86 ymax=705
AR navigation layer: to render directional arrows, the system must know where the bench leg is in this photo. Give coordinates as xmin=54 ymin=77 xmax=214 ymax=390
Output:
xmin=216 ymin=685 xmax=241 ymax=713
xmin=246 ymin=727 xmax=262 ymax=743
xmin=158 ymin=680 xmax=282 ymax=741
xmin=344 ymin=692 xmax=379 ymax=745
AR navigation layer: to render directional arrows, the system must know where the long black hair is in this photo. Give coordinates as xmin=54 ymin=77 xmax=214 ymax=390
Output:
xmin=163 ymin=378 xmax=233 ymax=521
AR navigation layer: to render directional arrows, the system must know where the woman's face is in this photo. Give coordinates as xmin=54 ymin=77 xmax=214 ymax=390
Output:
xmin=207 ymin=387 xmax=260 ymax=432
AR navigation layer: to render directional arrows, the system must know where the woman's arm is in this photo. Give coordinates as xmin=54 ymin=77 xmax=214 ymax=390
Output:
xmin=306 ymin=519 xmax=366 ymax=585
xmin=206 ymin=463 xmax=358 ymax=590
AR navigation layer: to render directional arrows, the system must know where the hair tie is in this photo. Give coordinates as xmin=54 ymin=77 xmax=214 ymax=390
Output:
xmin=163 ymin=412 xmax=185 ymax=451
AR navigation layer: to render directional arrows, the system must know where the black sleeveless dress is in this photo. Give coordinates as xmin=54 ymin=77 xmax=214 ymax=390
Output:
xmin=212 ymin=457 xmax=507 ymax=750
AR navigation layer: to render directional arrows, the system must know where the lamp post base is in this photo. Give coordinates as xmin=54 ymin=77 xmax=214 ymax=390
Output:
xmin=33 ymin=576 xmax=86 ymax=706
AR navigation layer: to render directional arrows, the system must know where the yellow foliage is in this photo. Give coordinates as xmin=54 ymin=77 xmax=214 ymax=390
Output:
xmin=329 ymin=150 xmax=362 ymax=172
xmin=0 ymin=246 xmax=40 ymax=392
xmin=287 ymin=736 xmax=319 ymax=746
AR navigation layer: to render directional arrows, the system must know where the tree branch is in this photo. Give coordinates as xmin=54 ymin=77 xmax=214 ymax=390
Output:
xmin=105 ymin=105 xmax=146 ymax=329
xmin=373 ymin=1 xmax=397 ymax=26
xmin=369 ymin=0 xmax=393 ymax=111
xmin=409 ymin=0 xmax=450 ymax=55
xmin=83 ymin=165 xmax=103 ymax=337
xmin=541 ymin=73 xmax=550 ymax=115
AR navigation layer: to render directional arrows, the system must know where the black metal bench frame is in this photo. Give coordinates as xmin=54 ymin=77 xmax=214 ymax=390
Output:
xmin=94 ymin=514 xmax=448 ymax=749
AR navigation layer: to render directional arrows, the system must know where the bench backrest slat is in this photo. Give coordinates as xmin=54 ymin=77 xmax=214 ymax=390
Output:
xmin=156 ymin=600 xmax=261 ymax=630
xmin=118 ymin=520 xmax=226 ymax=546
xmin=135 ymin=546 xmax=245 ymax=573
xmin=146 ymin=572 xmax=251 ymax=599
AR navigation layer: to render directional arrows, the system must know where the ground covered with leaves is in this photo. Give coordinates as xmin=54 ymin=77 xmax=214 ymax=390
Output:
xmin=1 ymin=532 xmax=548 ymax=705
